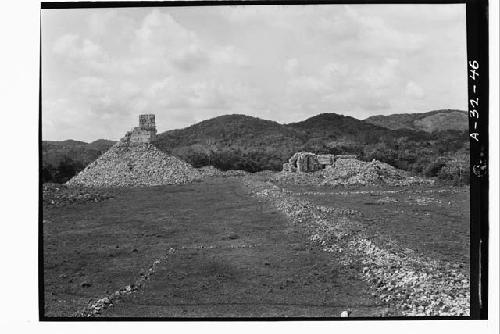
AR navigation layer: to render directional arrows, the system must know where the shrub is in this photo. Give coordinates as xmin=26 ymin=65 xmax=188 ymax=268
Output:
xmin=423 ymin=160 xmax=447 ymax=177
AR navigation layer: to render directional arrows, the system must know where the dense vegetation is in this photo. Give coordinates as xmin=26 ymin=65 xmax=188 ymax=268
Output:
xmin=42 ymin=111 xmax=470 ymax=185
xmin=42 ymin=158 xmax=86 ymax=184
xmin=155 ymin=113 xmax=470 ymax=185
xmin=365 ymin=109 xmax=468 ymax=133
xmin=41 ymin=139 xmax=115 ymax=183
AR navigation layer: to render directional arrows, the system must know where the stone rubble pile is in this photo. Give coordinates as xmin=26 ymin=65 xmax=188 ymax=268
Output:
xmin=66 ymin=143 xmax=202 ymax=187
xmin=197 ymin=166 xmax=225 ymax=177
xmin=242 ymin=178 xmax=469 ymax=316
xmin=275 ymin=158 xmax=433 ymax=187
xmin=321 ymin=159 xmax=432 ymax=186
xmin=222 ymin=169 xmax=249 ymax=177
xmin=43 ymin=183 xmax=114 ymax=206
xmin=196 ymin=166 xmax=249 ymax=178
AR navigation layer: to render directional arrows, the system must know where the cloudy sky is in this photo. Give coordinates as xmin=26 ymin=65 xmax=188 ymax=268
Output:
xmin=42 ymin=4 xmax=467 ymax=141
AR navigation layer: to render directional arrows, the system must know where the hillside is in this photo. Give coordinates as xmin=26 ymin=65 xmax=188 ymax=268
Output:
xmin=154 ymin=114 xmax=306 ymax=171
xmin=42 ymin=139 xmax=116 ymax=166
xmin=154 ymin=113 xmax=467 ymax=176
xmin=364 ymin=109 xmax=467 ymax=132
xmin=42 ymin=111 xmax=469 ymax=182
xmin=42 ymin=139 xmax=116 ymax=183
xmin=156 ymin=114 xmax=304 ymax=149
xmin=155 ymin=113 xmax=411 ymax=171
xmin=287 ymin=113 xmax=431 ymax=145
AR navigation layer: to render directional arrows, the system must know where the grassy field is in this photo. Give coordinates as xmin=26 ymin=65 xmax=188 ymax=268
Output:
xmin=278 ymin=183 xmax=470 ymax=271
xmin=42 ymin=177 xmax=468 ymax=318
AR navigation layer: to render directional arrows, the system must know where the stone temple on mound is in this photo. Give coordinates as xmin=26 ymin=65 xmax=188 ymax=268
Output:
xmin=121 ymin=114 xmax=157 ymax=145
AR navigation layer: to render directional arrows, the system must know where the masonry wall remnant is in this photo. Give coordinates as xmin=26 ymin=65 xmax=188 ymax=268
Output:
xmin=121 ymin=114 xmax=157 ymax=145
xmin=139 ymin=114 xmax=156 ymax=130
xmin=283 ymin=152 xmax=357 ymax=173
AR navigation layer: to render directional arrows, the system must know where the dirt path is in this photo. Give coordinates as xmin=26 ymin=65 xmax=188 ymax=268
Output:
xmin=92 ymin=178 xmax=387 ymax=317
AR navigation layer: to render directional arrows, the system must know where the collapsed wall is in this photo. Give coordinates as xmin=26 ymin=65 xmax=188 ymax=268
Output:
xmin=283 ymin=152 xmax=322 ymax=173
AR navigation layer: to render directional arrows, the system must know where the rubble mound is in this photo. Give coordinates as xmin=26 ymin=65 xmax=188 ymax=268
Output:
xmin=66 ymin=143 xmax=201 ymax=187
xmin=197 ymin=166 xmax=225 ymax=177
xmin=321 ymin=159 xmax=432 ymax=186
xmin=275 ymin=158 xmax=433 ymax=186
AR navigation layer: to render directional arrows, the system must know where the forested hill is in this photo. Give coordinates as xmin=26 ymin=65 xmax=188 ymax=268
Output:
xmin=364 ymin=109 xmax=467 ymax=133
xmin=154 ymin=113 xmax=468 ymax=176
xmin=41 ymin=139 xmax=116 ymax=183
xmin=42 ymin=111 xmax=469 ymax=183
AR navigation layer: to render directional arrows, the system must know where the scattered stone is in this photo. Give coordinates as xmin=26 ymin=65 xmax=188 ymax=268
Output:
xmin=43 ymin=183 xmax=113 ymax=206
xmin=197 ymin=165 xmax=225 ymax=177
xmin=243 ymin=178 xmax=469 ymax=316
xmin=75 ymin=248 xmax=176 ymax=317
xmin=197 ymin=166 xmax=249 ymax=178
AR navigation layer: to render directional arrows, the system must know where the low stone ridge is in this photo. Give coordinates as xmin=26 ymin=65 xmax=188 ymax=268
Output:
xmin=243 ymin=179 xmax=469 ymax=316
xmin=197 ymin=165 xmax=249 ymax=178
xmin=66 ymin=142 xmax=201 ymax=187
xmin=43 ymin=183 xmax=114 ymax=206
xmin=197 ymin=165 xmax=225 ymax=177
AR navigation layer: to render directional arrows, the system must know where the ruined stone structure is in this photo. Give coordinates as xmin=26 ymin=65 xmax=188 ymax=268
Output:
xmin=283 ymin=152 xmax=322 ymax=173
xmin=317 ymin=154 xmax=334 ymax=166
xmin=335 ymin=154 xmax=358 ymax=160
xmin=283 ymin=152 xmax=357 ymax=173
xmin=121 ymin=114 xmax=157 ymax=145
xmin=139 ymin=114 xmax=156 ymax=131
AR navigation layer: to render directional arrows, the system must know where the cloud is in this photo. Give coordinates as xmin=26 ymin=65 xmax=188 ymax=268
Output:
xmin=146 ymin=76 xmax=254 ymax=111
xmin=405 ymin=81 xmax=425 ymax=99
xmin=210 ymin=46 xmax=248 ymax=67
xmin=42 ymin=5 xmax=467 ymax=141
xmin=171 ymin=44 xmax=209 ymax=72
xmin=284 ymin=58 xmax=299 ymax=75
xmin=53 ymin=34 xmax=107 ymax=61
xmin=343 ymin=6 xmax=426 ymax=56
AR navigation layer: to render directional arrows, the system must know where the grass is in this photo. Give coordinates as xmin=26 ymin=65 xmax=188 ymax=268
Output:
xmin=43 ymin=177 xmax=468 ymax=318
xmin=279 ymin=183 xmax=470 ymax=271
xmin=43 ymin=178 xmax=389 ymax=318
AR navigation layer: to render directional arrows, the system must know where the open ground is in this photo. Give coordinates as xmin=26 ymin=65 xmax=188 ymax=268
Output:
xmin=42 ymin=175 xmax=469 ymax=318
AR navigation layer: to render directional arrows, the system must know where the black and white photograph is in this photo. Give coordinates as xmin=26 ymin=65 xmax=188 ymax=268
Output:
xmin=35 ymin=0 xmax=490 ymax=321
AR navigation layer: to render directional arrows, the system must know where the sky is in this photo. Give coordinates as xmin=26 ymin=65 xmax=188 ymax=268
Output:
xmin=41 ymin=4 xmax=467 ymax=142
